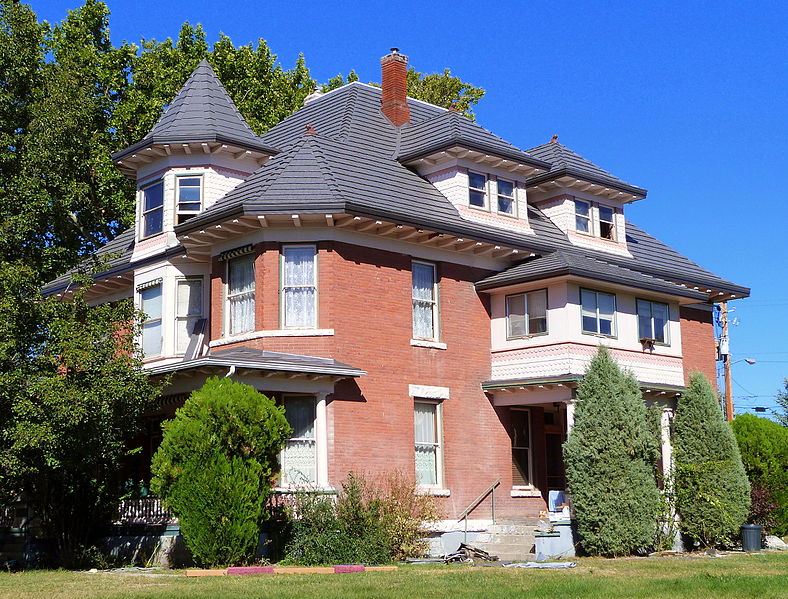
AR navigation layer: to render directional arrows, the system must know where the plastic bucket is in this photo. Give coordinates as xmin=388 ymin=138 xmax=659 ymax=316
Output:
xmin=741 ymin=524 xmax=763 ymax=551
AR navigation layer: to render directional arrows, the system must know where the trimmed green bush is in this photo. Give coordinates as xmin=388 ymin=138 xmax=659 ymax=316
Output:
xmin=673 ymin=372 xmax=750 ymax=547
xmin=731 ymin=413 xmax=788 ymax=535
xmin=563 ymin=346 xmax=661 ymax=557
xmin=151 ymin=378 xmax=291 ymax=566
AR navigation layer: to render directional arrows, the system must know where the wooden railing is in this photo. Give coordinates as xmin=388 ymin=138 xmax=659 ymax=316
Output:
xmin=115 ymin=498 xmax=176 ymax=525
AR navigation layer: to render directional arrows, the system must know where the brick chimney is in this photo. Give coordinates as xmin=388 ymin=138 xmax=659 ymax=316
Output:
xmin=380 ymin=48 xmax=410 ymax=127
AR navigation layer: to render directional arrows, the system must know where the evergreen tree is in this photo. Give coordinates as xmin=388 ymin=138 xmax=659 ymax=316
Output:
xmin=673 ymin=372 xmax=750 ymax=547
xmin=563 ymin=347 xmax=661 ymax=556
xmin=151 ymin=378 xmax=291 ymax=566
xmin=776 ymin=378 xmax=788 ymax=427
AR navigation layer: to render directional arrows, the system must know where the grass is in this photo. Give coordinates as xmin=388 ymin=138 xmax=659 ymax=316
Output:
xmin=1 ymin=553 xmax=787 ymax=599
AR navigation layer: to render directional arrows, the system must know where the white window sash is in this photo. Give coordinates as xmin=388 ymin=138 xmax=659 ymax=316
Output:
xmin=497 ymin=178 xmax=516 ymax=215
xmin=506 ymin=290 xmax=547 ymax=338
xmin=468 ymin=171 xmax=488 ymax=209
xmin=412 ymin=261 xmax=438 ymax=341
xmin=281 ymin=396 xmax=318 ymax=487
xmin=581 ymin=289 xmax=616 ymax=336
xmin=281 ymin=245 xmax=317 ymax=329
xmin=176 ymin=278 xmax=203 ymax=354
xmin=176 ymin=176 xmax=202 ymax=222
xmin=139 ymin=283 xmax=163 ymax=357
xmin=227 ymin=255 xmax=255 ymax=336
xmin=414 ymin=400 xmax=442 ymax=487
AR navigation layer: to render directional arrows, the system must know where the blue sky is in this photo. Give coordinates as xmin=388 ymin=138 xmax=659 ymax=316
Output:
xmin=31 ymin=0 xmax=788 ymax=415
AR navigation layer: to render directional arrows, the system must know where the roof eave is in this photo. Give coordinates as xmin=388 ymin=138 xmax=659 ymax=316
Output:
xmin=526 ymin=167 xmax=647 ymax=199
xmin=398 ymin=140 xmax=552 ymax=172
xmin=111 ymin=134 xmax=279 ymax=163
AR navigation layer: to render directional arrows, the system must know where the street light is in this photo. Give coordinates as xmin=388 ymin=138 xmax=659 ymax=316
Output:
xmin=725 ymin=357 xmax=757 ymax=421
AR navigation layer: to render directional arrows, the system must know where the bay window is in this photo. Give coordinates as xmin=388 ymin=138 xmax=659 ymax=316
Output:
xmin=176 ymin=278 xmax=203 ymax=354
xmin=637 ymin=299 xmax=669 ymax=344
xmin=281 ymin=245 xmax=317 ymax=328
xmin=281 ymin=396 xmax=317 ymax=486
xmin=176 ymin=176 xmax=202 ymax=224
xmin=227 ymin=254 xmax=255 ymax=335
xmin=468 ymin=171 xmax=487 ymax=208
xmin=414 ymin=400 xmax=442 ymax=487
xmin=506 ymin=289 xmax=548 ymax=338
xmin=141 ymin=181 xmax=164 ymax=238
xmin=139 ymin=281 xmax=163 ymax=357
xmin=581 ymin=288 xmax=616 ymax=336
xmin=412 ymin=261 xmax=439 ymax=341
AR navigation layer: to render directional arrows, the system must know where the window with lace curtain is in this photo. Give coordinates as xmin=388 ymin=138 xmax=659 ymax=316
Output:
xmin=282 ymin=245 xmax=317 ymax=328
xmin=281 ymin=396 xmax=317 ymax=486
xmin=227 ymin=254 xmax=255 ymax=335
xmin=414 ymin=400 xmax=442 ymax=487
xmin=412 ymin=261 xmax=439 ymax=341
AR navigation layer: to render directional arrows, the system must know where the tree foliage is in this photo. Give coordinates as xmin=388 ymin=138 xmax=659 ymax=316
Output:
xmin=563 ymin=347 xmax=661 ymax=557
xmin=731 ymin=413 xmax=788 ymax=535
xmin=776 ymin=378 xmax=788 ymax=427
xmin=673 ymin=372 xmax=750 ymax=547
xmin=0 ymin=274 xmax=161 ymax=565
xmin=151 ymin=378 xmax=291 ymax=567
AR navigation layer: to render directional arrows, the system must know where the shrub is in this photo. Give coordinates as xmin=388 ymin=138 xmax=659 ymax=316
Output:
xmin=151 ymin=378 xmax=291 ymax=566
xmin=284 ymin=471 xmax=441 ymax=565
xmin=563 ymin=346 xmax=661 ymax=557
xmin=731 ymin=413 xmax=788 ymax=535
xmin=673 ymin=372 xmax=750 ymax=547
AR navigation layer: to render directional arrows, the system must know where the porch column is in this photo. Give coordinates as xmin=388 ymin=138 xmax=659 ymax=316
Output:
xmin=660 ymin=406 xmax=674 ymax=474
xmin=315 ymin=392 xmax=329 ymax=488
xmin=565 ymin=400 xmax=575 ymax=431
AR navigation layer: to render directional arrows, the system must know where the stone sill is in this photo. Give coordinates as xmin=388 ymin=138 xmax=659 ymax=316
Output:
xmin=411 ymin=339 xmax=447 ymax=350
xmin=211 ymin=329 xmax=335 ymax=347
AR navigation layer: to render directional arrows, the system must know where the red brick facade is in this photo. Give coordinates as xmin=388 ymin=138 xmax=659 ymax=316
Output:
xmin=679 ymin=306 xmax=718 ymax=388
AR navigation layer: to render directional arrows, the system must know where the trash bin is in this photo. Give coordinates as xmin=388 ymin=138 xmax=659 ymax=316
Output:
xmin=741 ymin=524 xmax=763 ymax=551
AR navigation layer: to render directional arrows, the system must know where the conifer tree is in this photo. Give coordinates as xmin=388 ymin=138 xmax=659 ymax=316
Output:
xmin=563 ymin=346 xmax=661 ymax=556
xmin=673 ymin=372 xmax=750 ymax=547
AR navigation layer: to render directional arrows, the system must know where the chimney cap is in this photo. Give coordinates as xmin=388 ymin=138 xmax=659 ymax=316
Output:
xmin=390 ymin=47 xmax=400 ymax=53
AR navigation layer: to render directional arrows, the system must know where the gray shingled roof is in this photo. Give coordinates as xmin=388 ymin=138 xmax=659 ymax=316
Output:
xmin=176 ymin=132 xmax=565 ymax=253
xmin=525 ymin=141 xmax=647 ymax=198
xmin=475 ymin=250 xmax=708 ymax=299
xmin=396 ymin=110 xmax=551 ymax=170
xmin=145 ymin=346 xmax=365 ymax=378
xmin=112 ymin=59 xmax=278 ymax=162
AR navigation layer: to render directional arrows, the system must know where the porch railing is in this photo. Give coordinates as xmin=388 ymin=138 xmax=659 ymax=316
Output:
xmin=115 ymin=498 xmax=176 ymax=525
xmin=457 ymin=478 xmax=501 ymax=543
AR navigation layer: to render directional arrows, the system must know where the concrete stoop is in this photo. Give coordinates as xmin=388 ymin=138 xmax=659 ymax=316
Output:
xmin=468 ymin=520 xmax=539 ymax=561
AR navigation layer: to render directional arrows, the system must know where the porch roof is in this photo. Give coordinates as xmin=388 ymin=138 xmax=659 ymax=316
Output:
xmin=483 ymin=375 xmax=685 ymax=395
xmin=145 ymin=347 xmax=366 ymax=379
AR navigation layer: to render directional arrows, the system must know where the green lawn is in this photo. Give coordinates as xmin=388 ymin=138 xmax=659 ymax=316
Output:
xmin=1 ymin=553 xmax=787 ymax=599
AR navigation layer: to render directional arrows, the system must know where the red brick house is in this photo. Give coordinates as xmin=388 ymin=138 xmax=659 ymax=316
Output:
xmin=43 ymin=50 xmax=748 ymax=555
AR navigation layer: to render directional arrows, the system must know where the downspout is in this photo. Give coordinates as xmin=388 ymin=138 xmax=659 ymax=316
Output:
xmin=225 ymin=365 xmax=236 ymax=378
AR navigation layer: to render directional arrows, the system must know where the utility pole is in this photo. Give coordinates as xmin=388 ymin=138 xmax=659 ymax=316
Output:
xmin=720 ymin=301 xmax=734 ymax=422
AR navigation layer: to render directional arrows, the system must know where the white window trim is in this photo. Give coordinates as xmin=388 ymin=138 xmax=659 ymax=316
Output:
xmin=279 ymin=393 xmax=329 ymax=490
xmin=175 ymin=175 xmax=203 ymax=225
xmin=598 ymin=204 xmax=616 ymax=241
xmin=505 ymin=289 xmax=548 ymax=339
xmin=511 ymin=407 xmax=534 ymax=490
xmin=280 ymin=244 xmax=318 ymax=329
xmin=468 ymin=170 xmax=488 ymax=210
xmin=175 ymin=276 xmax=204 ymax=356
xmin=138 ymin=281 xmax=163 ymax=358
xmin=580 ymin=288 xmax=618 ymax=338
xmin=225 ymin=254 xmax=256 ymax=337
xmin=414 ymin=399 xmax=444 ymax=490
xmin=574 ymin=198 xmax=591 ymax=235
xmin=412 ymin=260 xmax=440 ymax=342
xmin=140 ymin=180 xmax=164 ymax=240
xmin=496 ymin=177 xmax=517 ymax=217
xmin=636 ymin=298 xmax=671 ymax=346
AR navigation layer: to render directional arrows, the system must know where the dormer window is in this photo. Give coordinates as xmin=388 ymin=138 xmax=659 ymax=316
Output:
xmin=599 ymin=206 xmax=615 ymax=240
xmin=468 ymin=171 xmax=487 ymax=208
xmin=497 ymin=179 xmax=515 ymax=216
xmin=142 ymin=181 xmax=164 ymax=238
xmin=574 ymin=199 xmax=591 ymax=233
xmin=176 ymin=176 xmax=202 ymax=224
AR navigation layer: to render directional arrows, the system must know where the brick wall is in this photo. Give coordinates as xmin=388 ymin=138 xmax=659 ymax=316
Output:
xmin=680 ymin=305 xmax=718 ymax=388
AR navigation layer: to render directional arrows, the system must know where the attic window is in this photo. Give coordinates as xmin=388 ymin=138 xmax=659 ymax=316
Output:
xmin=468 ymin=171 xmax=487 ymax=208
xmin=599 ymin=206 xmax=615 ymax=240
xmin=574 ymin=200 xmax=590 ymax=233
xmin=177 ymin=176 xmax=202 ymax=224
xmin=497 ymin=179 xmax=515 ymax=215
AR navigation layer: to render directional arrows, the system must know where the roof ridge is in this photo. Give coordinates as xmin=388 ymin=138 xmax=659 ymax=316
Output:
xmin=337 ymin=84 xmax=359 ymax=142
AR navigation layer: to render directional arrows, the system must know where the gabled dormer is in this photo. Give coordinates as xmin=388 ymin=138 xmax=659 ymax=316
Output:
xmin=525 ymin=137 xmax=647 ymax=257
xmin=111 ymin=59 xmax=279 ymax=261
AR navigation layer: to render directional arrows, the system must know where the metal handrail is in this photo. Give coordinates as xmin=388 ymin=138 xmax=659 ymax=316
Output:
xmin=457 ymin=478 xmax=501 ymax=543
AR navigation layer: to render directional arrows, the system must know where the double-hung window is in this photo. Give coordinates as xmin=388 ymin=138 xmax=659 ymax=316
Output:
xmin=497 ymin=178 xmax=515 ymax=215
xmin=414 ymin=400 xmax=442 ymax=486
xmin=176 ymin=177 xmax=202 ymax=224
xmin=581 ymin=288 xmax=616 ymax=336
xmin=139 ymin=281 xmax=163 ymax=357
xmin=412 ymin=261 xmax=439 ymax=341
xmin=141 ymin=181 xmax=164 ymax=238
xmin=599 ymin=205 xmax=616 ymax=240
xmin=506 ymin=290 xmax=548 ymax=338
xmin=468 ymin=171 xmax=487 ymax=208
xmin=281 ymin=396 xmax=317 ymax=486
xmin=511 ymin=409 xmax=532 ymax=487
xmin=574 ymin=199 xmax=590 ymax=234
xmin=176 ymin=277 xmax=203 ymax=354
xmin=227 ymin=254 xmax=255 ymax=335
xmin=282 ymin=245 xmax=317 ymax=328
xmin=637 ymin=299 xmax=669 ymax=344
